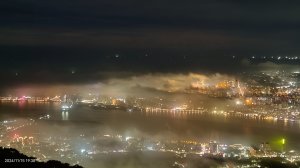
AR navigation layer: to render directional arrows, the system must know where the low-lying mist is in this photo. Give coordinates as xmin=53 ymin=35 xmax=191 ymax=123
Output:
xmin=4 ymin=72 xmax=234 ymax=97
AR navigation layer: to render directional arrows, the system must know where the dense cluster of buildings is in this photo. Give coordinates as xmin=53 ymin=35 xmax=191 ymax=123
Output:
xmin=1 ymin=70 xmax=300 ymax=167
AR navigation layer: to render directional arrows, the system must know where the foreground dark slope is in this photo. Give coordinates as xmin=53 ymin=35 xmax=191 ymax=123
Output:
xmin=0 ymin=147 xmax=83 ymax=168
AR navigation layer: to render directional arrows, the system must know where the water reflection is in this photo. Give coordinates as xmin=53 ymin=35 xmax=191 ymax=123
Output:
xmin=141 ymin=108 xmax=300 ymax=130
xmin=1 ymin=102 xmax=300 ymax=149
xmin=62 ymin=111 xmax=69 ymax=121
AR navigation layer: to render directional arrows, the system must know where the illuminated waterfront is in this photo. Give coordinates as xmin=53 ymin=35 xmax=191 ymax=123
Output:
xmin=0 ymin=100 xmax=300 ymax=167
xmin=2 ymin=71 xmax=300 ymax=167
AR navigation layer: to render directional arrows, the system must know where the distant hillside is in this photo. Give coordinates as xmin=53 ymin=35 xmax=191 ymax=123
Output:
xmin=0 ymin=147 xmax=83 ymax=168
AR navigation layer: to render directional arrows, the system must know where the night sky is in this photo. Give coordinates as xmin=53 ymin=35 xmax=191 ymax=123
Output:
xmin=1 ymin=0 xmax=300 ymax=88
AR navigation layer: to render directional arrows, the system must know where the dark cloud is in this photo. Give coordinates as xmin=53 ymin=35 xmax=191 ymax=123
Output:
xmin=2 ymin=0 xmax=300 ymax=51
xmin=1 ymin=0 xmax=300 ymax=89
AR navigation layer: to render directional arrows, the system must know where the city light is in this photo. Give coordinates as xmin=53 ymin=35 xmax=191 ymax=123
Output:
xmin=1 ymin=1 xmax=300 ymax=167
